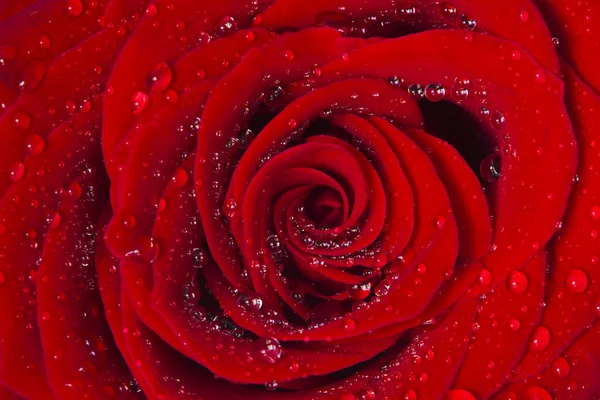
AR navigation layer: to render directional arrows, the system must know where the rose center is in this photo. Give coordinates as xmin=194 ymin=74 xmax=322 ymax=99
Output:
xmin=304 ymin=187 xmax=346 ymax=229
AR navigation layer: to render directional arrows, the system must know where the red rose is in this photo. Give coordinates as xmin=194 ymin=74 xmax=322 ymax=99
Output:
xmin=0 ymin=0 xmax=598 ymax=399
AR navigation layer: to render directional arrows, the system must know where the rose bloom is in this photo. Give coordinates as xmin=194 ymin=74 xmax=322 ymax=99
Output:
xmin=0 ymin=0 xmax=599 ymax=399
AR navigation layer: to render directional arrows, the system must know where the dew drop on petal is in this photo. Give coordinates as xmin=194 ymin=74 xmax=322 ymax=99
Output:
xmin=425 ymin=83 xmax=445 ymax=102
xmin=65 ymin=0 xmax=83 ymax=17
xmin=9 ymin=161 xmax=25 ymax=183
xmin=191 ymin=248 xmax=205 ymax=268
xmin=530 ymin=326 xmax=551 ymax=352
xmin=171 ymin=168 xmax=188 ymax=188
xmin=508 ymin=318 xmax=521 ymax=331
xmin=478 ymin=269 xmax=492 ymax=286
xmin=490 ymin=111 xmax=506 ymax=129
xmin=38 ymin=34 xmax=51 ymax=49
xmin=565 ymin=269 xmax=588 ymax=293
xmin=257 ymin=337 xmax=282 ymax=364
xmin=149 ymin=63 xmax=172 ymax=93
xmin=12 ymin=111 xmax=31 ymax=130
xmin=342 ymin=319 xmax=356 ymax=332
xmin=457 ymin=13 xmax=476 ymax=30
xmin=407 ymin=83 xmax=424 ymax=101
xmin=446 ymin=389 xmax=476 ymax=400
xmin=131 ymin=91 xmax=150 ymax=115
xmin=508 ymin=271 xmax=528 ymax=294
xmin=524 ymin=386 xmax=552 ymax=400
xmin=533 ymin=69 xmax=547 ymax=84
xmin=18 ymin=60 xmax=46 ymax=92
xmin=346 ymin=282 xmax=371 ymax=300
xmin=480 ymin=154 xmax=501 ymax=182
xmin=551 ymin=357 xmax=570 ymax=378
xmin=239 ymin=293 xmax=263 ymax=311
xmin=439 ymin=3 xmax=457 ymax=17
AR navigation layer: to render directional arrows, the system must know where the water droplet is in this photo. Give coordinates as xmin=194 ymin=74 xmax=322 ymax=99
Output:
xmin=451 ymin=86 xmax=469 ymax=101
xmin=239 ymin=293 xmax=263 ymax=311
xmin=18 ymin=60 xmax=46 ymax=93
xmin=551 ymin=356 xmax=570 ymax=378
xmin=346 ymin=282 xmax=372 ymax=300
xmin=530 ymin=326 xmax=551 ymax=352
xmin=131 ymin=91 xmax=150 ymax=115
xmin=508 ymin=271 xmax=528 ymax=294
xmin=519 ymin=9 xmax=530 ymax=22
xmin=12 ymin=111 xmax=31 ymax=130
xmin=191 ymin=248 xmax=206 ymax=268
xmin=145 ymin=4 xmax=157 ymax=17
xmin=446 ymin=389 xmax=476 ymax=400
xmin=565 ymin=269 xmax=588 ymax=293
xmin=552 ymin=37 xmax=560 ymax=46
xmin=524 ymin=386 xmax=552 ymax=400
xmin=590 ymin=205 xmax=600 ymax=220
xmin=126 ymin=236 xmax=160 ymax=263
xmin=265 ymin=381 xmax=278 ymax=391
xmin=439 ymin=3 xmax=457 ymax=18
xmin=425 ymin=83 xmax=445 ymax=102
xmin=9 ymin=161 xmax=25 ymax=183
xmin=533 ymin=69 xmax=547 ymax=84
xmin=41 ymin=311 xmax=51 ymax=321
xmin=0 ymin=271 xmax=5 ymax=286
xmin=49 ymin=212 xmax=61 ymax=229
xmin=457 ymin=14 xmax=476 ymax=30
xmin=171 ymin=168 xmax=188 ymax=188
xmin=38 ymin=35 xmax=51 ymax=50
xmin=509 ymin=318 xmax=521 ymax=331
xmin=434 ymin=215 xmax=446 ymax=229
xmin=122 ymin=214 xmax=136 ymax=230
xmin=267 ymin=234 xmax=282 ymax=253
xmin=283 ymin=50 xmax=295 ymax=61
xmin=342 ymin=319 xmax=356 ymax=332
xmin=66 ymin=0 xmax=84 ymax=17
xmin=69 ymin=182 xmax=82 ymax=199
xmin=480 ymin=154 xmax=501 ymax=182
xmin=149 ymin=63 xmax=172 ymax=93
xmin=257 ymin=337 xmax=282 ymax=364
xmin=478 ymin=269 xmax=492 ymax=286
xmin=358 ymin=388 xmax=376 ymax=400
xmin=403 ymin=389 xmax=417 ymax=400
xmin=216 ymin=16 xmax=237 ymax=36
xmin=408 ymin=83 xmax=424 ymax=100
xmin=490 ymin=111 xmax=505 ymax=129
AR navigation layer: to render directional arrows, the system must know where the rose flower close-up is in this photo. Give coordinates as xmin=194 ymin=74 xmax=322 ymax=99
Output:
xmin=0 ymin=0 xmax=599 ymax=399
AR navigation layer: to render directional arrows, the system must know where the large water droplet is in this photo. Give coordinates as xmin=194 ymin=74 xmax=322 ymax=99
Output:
xmin=408 ymin=84 xmax=424 ymax=101
xmin=425 ymin=83 xmax=445 ymax=102
xmin=239 ymin=293 xmax=263 ymax=311
xmin=565 ymin=269 xmax=588 ymax=293
xmin=457 ymin=14 xmax=476 ymax=30
xmin=439 ymin=3 xmax=457 ymax=18
xmin=18 ymin=61 xmax=46 ymax=92
xmin=131 ymin=91 xmax=150 ymax=115
xmin=171 ymin=168 xmax=188 ymax=188
xmin=346 ymin=282 xmax=371 ymax=300
xmin=9 ymin=161 xmax=25 ymax=183
xmin=25 ymin=134 xmax=45 ymax=156
xmin=65 ymin=0 xmax=84 ymax=17
xmin=508 ymin=271 xmax=528 ymax=294
xmin=257 ymin=337 xmax=282 ymax=364
xmin=149 ymin=63 xmax=172 ymax=93
xmin=192 ymin=248 xmax=205 ymax=268
xmin=12 ymin=111 xmax=31 ymax=130
xmin=551 ymin=356 xmax=570 ymax=378
xmin=446 ymin=389 xmax=476 ymax=400
xmin=480 ymin=154 xmax=501 ymax=182
xmin=529 ymin=326 xmax=551 ymax=352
